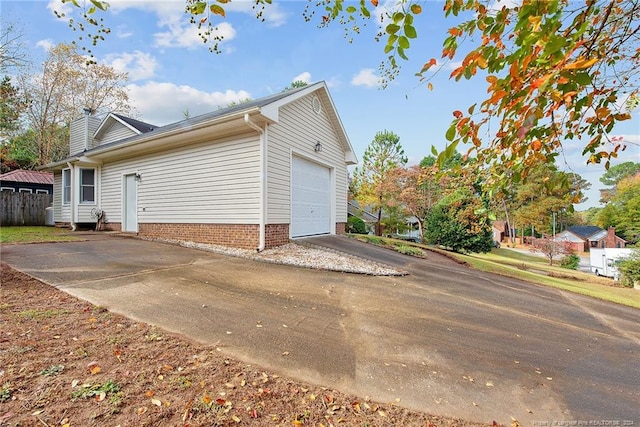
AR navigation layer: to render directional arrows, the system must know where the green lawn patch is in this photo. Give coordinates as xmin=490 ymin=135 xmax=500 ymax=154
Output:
xmin=347 ymin=234 xmax=639 ymax=309
xmin=0 ymin=226 xmax=80 ymax=244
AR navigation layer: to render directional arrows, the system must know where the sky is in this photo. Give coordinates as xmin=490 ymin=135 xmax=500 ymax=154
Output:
xmin=2 ymin=0 xmax=639 ymax=210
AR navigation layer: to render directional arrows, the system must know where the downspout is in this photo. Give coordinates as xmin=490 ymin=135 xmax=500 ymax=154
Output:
xmin=244 ymin=113 xmax=266 ymax=251
xmin=66 ymin=162 xmax=77 ymax=231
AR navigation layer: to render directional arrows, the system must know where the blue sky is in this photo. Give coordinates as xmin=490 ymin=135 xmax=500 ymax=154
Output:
xmin=3 ymin=0 xmax=639 ymax=210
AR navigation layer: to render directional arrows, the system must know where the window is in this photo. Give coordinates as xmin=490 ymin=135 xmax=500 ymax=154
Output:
xmin=19 ymin=188 xmax=32 ymax=193
xmin=1 ymin=187 xmax=15 ymax=192
xmin=36 ymin=189 xmax=49 ymax=194
xmin=62 ymin=169 xmax=71 ymax=204
xmin=80 ymin=168 xmax=95 ymax=203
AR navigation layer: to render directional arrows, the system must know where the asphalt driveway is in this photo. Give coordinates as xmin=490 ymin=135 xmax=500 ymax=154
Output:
xmin=2 ymin=234 xmax=639 ymax=424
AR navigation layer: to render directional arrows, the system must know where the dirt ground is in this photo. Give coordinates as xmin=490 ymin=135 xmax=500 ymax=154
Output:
xmin=0 ymin=263 xmax=493 ymax=427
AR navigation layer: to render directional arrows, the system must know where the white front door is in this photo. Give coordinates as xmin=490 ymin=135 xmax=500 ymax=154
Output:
xmin=291 ymin=156 xmax=331 ymax=238
xmin=123 ymin=174 xmax=138 ymax=232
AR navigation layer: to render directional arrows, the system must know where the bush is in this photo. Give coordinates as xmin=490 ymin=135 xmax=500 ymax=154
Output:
xmin=618 ymin=250 xmax=640 ymax=288
xmin=560 ymin=253 xmax=580 ymax=270
xmin=347 ymin=216 xmax=367 ymax=234
xmin=396 ymin=245 xmax=424 ymax=257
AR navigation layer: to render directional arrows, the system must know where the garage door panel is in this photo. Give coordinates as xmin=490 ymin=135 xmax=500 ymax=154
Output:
xmin=291 ymin=156 xmax=331 ymax=238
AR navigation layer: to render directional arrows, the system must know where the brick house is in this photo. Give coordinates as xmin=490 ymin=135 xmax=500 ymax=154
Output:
xmin=554 ymin=225 xmax=626 ymax=252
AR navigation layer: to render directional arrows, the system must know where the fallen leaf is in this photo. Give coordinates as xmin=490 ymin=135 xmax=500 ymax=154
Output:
xmin=145 ymin=390 xmax=155 ymax=398
xmin=137 ymin=407 xmax=147 ymax=415
xmin=90 ymin=366 xmax=101 ymax=375
xmin=71 ymin=379 xmax=80 ymax=388
xmin=151 ymin=398 xmax=162 ymax=407
xmin=232 ymin=415 xmax=241 ymax=423
xmin=216 ymin=398 xmax=226 ymax=406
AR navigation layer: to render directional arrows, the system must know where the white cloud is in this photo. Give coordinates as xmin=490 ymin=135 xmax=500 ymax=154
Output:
xmin=36 ymin=39 xmax=55 ymax=52
xmin=47 ymin=0 xmax=73 ymax=18
xmin=351 ymin=69 xmax=379 ymax=88
xmin=126 ymin=81 xmax=251 ymax=126
xmin=292 ymin=72 xmax=312 ymax=84
xmin=103 ymin=51 xmax=159 ymax=80
xmin=154 ymin=21 xmax=235 ymax=50
xmin=115 ymin=25 xmax=133 ymax=39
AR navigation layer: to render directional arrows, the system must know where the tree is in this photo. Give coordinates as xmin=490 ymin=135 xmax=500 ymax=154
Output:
xmin=0 ymin=20 xmax=27 ymax=70
xmin=385 ymin=165 xmax=438 ymax=241
xmin=505 ymin=163 xmax=588 ymax=237
xmin=596 ymin=172 xmax=640 ymax=245
xmin=599 ymin=161 xmax=640 ymax=203
xmin=18 ymin=43 xmax=130 ymax=165
xmin=351 ymin=130 xmax=407 ymax=236
xmin=283 ymin=80 xmax=308 ymax=91
xmin=0 ymin=76 xmax=24 ymax=141
xmin=62 ymin=0 xmax=639 ymax=189
xmin=424 ymin=186 xmax=493 ymax=253
xmin=531 ymin=237 xmax=574 ymax=266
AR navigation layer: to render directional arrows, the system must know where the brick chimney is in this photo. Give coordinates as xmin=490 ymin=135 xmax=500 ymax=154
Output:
xmin=606 ymin=227 xmax=617 ymax=248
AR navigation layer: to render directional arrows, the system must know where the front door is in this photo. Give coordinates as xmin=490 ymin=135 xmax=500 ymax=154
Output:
xmin=123 ymin=174 xmax=138 ymax=232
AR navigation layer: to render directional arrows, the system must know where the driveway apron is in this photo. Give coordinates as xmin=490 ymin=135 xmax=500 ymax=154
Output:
xmin=2 ymin=234 xmax=639 ymax=424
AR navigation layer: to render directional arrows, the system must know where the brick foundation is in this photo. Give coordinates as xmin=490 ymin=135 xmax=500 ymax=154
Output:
xmin=265 ymin=223 xmax=290 ymax=249
xmin=138 ymin=223 xmax=260 ymax=250
xmin=335 ymin=222 xmax=346 ymax=235
xmin=102 ymin=222 xmax=122 ymax=232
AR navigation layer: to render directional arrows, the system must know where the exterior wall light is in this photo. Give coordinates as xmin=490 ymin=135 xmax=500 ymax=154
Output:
xmin=314 ymin=142 xmax=322 ymax=153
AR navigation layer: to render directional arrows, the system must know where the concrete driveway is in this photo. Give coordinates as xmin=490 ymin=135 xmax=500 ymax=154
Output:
xmin=2 ymin=234 xmax=639 ymax=424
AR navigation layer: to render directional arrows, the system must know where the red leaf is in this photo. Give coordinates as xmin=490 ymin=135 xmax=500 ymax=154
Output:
xmin=453 ymin=110 xmax=463 ymax=119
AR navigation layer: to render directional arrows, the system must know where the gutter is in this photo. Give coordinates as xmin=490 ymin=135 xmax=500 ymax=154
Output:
xmin=244 ymin=113 xmax=267 ymax=252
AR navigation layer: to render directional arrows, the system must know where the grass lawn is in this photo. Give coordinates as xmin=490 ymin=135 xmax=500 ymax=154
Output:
xmin=350 ymin=234 xmax=640 ymax=310
xmin=0 ymin=226 xmax=81 ymax=244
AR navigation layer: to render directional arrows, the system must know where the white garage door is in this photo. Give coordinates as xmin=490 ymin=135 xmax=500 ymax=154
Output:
xmin=291 ymin=156 xmax=331 ymax=238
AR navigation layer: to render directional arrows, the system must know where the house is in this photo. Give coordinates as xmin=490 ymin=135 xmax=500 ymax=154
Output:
xmin=42 ymin=82 xmax=357 ymax=249
xmin=0 ymin=170 xmax=54 ymax=194
xmin=554 ymin=225 xmax=626 ymax=252
xmin=347 ymin=200 xmax=377 ymax=233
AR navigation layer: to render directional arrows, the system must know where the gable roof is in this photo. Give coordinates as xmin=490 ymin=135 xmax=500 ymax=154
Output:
xmin=43 ymin=81 xmax=357 ymax=169
xmin=94 ymin=113 xmax=156 ymax=140
xmin=566 ymin=225 xmax=604 ymax=240
xmin=0 ymin=170 xmax=53 ymax=185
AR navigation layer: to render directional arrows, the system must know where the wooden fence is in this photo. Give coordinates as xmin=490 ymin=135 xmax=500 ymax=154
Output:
xmin=1 ymin=192 xmax=53 ymax=226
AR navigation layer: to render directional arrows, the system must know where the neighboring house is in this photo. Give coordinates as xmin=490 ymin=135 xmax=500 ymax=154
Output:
xmin=555 ymin=225 xmax=626 ymax=252
xmin=0 ymin=170 xmax=54 ymax=194
xmin=42 ymin=82 xmax=357 ymax=249
xmin=347 ymin=200 xmax=377 ymax=233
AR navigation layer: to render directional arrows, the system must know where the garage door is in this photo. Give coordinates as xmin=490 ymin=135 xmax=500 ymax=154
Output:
xmin=291 ymin=156 xmax=331 ymax=238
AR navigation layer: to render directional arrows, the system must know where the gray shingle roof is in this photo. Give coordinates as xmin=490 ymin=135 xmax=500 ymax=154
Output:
xmin=566 ymin=225 xmax=604 ymax=239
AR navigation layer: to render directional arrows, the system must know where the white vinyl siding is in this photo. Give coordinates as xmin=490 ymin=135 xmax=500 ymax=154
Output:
xmin=266 ymin=94 xmax=348 ymax=224
xmin=69 ymin=115 xmax=101 ymax=154
xmin=54 ymin=170 xmax=71 ymax=222
xmin=98 ymin=121 xmax=139 ymax=145
xmin=100 ymin=134 xmax=261 ymax=224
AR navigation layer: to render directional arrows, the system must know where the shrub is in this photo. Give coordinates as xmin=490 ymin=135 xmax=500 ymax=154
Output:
xmin=396 ymin=245 xmax=424 ymax=257
xmin=618 ymin=250 xmax=640 ymax=288
xmin=560 ymin=253 xmax=580 ymax=270
xmin=347 ymin=216 xmax=367 ymax=234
